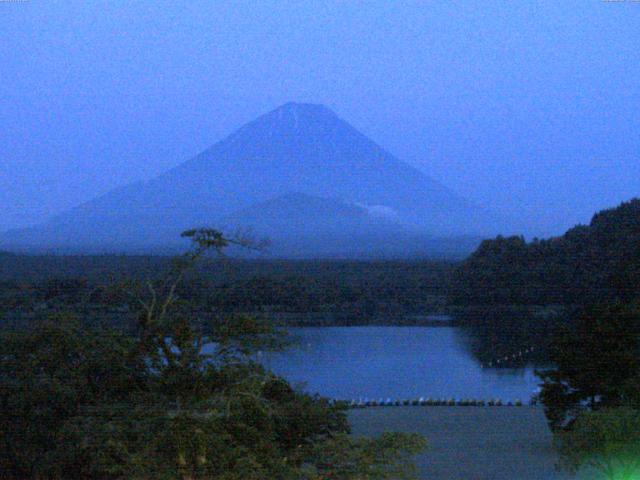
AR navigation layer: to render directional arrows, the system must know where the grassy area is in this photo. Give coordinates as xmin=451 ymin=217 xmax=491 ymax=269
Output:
xmin=349 ymin=406 xmax=592 ymax=480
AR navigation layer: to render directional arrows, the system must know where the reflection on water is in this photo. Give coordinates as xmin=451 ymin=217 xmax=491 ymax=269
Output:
xmin=453 ymin=306 xmax=563 ymax=367
xmin=261 ymin=327 xmax=549 ymax=401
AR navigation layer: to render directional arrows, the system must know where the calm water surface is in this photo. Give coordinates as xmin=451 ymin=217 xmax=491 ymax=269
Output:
xmin=260 ymin=327 xmax=543 ymax=402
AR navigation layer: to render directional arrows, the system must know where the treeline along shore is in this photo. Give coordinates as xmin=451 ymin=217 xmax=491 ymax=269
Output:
xmin=1 ymin=199 xmax=638 ymax=335
xmin=0 ymin=255 xmax=455 ymax=328
xmin=449 ymin=199 xmax=640 ymax=307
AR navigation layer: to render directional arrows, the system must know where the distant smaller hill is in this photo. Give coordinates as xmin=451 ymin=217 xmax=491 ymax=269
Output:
xmin=449 ymin=198 xmax=640 ymax=306
xmin=219 ymin=192 xmax=482 ymax=258
xmin=220 ymin=191 xmax=393 ymax=237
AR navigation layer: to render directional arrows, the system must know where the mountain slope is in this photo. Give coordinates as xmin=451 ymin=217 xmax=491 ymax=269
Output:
xmin=2 ymin=102 xmax=496 ymax=256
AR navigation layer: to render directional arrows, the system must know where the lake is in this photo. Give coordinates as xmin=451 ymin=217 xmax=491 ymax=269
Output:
xmin=260 ymin=326 xmax=545 ymax=402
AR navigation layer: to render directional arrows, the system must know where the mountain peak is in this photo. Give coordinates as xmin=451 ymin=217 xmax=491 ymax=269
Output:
xmin=256 ymin=102 xmax=338 ymax=129
xmin=273 ymin=102 xmax=335 ymax=115
xmin=217 ymin=101 xmax=343 ymax=149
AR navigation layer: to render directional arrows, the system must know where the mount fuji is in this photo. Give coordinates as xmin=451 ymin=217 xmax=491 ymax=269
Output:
xmin=2 ymin=103 xmax=501 ymax=257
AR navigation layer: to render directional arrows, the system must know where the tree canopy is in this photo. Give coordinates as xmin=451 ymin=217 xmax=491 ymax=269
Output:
xmin=536 ymin=303 xmax=640 ymax=431
xmin=449 ymin=198 xmax=640 ymax=306
xmin=0 ymin=229 xmax=426 ymax=479
xmin=555 ymin=407 xmax=640 ymax=480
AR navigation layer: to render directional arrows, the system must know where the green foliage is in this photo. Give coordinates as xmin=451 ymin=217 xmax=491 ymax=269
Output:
xmin=555 ymin=407 xmax=640 ymax=480
xmin=536 ymin=304 xmax=640 ymax=431
xmin=301 ymin=432 xmax=427 ymax=480
xmin=450 ymin=198 xmax=640 ymax=306
xmin=0 ymin=316 xmax=146 ymax=478
xmin=0 ymin=229 xmax=426 ymax=479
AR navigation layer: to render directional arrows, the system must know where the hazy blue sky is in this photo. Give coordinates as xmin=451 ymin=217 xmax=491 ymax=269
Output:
xmin=1 ymin=0 xmax=638 ymax=236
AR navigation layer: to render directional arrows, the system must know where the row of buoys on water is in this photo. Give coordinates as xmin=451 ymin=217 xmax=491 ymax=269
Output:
xmin=481 ymin=346 xmax=537 ymax=368
xmin=338 ymin=397 xmax=526 ymax=408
